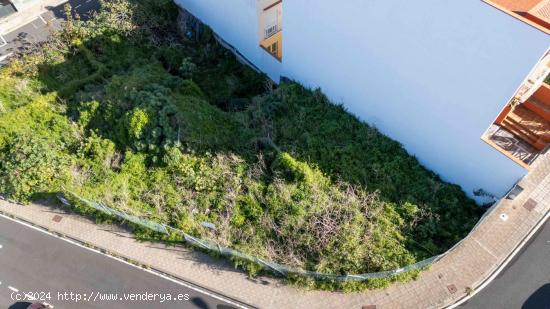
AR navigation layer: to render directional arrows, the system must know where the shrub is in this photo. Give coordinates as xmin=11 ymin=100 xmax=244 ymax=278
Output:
xmin=0 ymin=134 xmax=72 ymax=202
xmin=0 ymin=0 xmax=482 ymax=292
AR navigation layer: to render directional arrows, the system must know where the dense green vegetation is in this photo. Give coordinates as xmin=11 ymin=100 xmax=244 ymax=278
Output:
xmin=0 ymin=0 xmax=482 ymax=290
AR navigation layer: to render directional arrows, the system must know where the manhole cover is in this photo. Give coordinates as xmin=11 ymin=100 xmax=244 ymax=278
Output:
xmin=499 ymin=213 xmax=509 ymax=221
xmin=523 ymin=198 xmax=537 ymax=211
xmin=52 ymin=215 xmax=63 ymax=223
xmin=447 ymin=284 xmax=457 ymax=294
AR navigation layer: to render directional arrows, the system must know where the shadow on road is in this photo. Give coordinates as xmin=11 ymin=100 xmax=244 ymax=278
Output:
xmin=522 ymin=283 xmax=550 ymax=309
xmin=8 ymin=302 xmax=32 ymax=309
xmin=191 ymin=297 xmax=210 ymax=309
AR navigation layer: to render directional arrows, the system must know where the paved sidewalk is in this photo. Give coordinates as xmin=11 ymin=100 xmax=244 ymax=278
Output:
xmin=0 ymin=152 xmax=548 ymax=308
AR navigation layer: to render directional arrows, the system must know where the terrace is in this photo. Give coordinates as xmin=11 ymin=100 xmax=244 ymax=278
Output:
xmin=482 ymin=51 xmax=550 ymax=167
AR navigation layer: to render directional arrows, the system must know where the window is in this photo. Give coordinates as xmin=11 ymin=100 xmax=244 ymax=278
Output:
xmin=268 ymin=42 xmax=278 ymax=56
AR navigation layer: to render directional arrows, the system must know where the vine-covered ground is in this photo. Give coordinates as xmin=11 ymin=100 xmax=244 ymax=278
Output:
xmin=0 ymin=0 xmax=482 ymax=291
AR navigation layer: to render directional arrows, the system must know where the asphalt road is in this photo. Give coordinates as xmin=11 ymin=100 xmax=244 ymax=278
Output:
xmin=0 ymin=215 xmax=244 ymax=309
xmin=460 ymin=220 xmax=550 ymax=309
xmin=0 ymin=0 xmax=99 ymax=62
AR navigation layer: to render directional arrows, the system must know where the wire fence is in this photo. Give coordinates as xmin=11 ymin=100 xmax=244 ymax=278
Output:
xmin=58 ymin=191 xmax=444 ymax=282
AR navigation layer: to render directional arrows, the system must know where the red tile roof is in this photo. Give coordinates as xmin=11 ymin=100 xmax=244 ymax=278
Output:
xmin=485 ymin=0 xmax=550 ymax=32
xmin=488 ymin=0 xmax=541 ymax=12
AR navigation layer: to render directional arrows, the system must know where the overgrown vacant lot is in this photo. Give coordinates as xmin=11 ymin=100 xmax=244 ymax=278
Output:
xmin=0 ymin=0 xmax=482 ymax=290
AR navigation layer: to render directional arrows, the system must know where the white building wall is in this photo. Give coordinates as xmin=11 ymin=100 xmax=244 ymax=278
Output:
xmin=282 ymin=0 xmax=549 ymax=199
xmin=174 ymin=0 xmax=282 ymax=81
xmin=174 ymin=0 xmax=550 ymax=199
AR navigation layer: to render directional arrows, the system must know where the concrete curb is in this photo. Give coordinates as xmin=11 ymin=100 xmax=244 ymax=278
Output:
xmin=446 ymin=209 xmax=549 ymax=308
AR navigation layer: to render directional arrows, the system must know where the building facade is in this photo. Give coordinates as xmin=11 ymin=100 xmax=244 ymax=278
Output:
xmin=174 ymin=0 xmax=550 ymax=201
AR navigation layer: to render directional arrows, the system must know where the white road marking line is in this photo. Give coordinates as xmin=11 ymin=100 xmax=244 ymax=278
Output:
xmin=38 ymin=15 xmax=47 ymax=25
xmin=8 ymin=286 xmax=18 ymax=292
xmin=75 ymin=4 xmax=81 ymax=9
xmin=0 ymin=53 xmax=13 ymax=63
xmin=0 ymin=213 xmax=251 ymax=309
xmin=0 ymin=35 xmax=7 ymax=48
xmin=0 ymin=244 xmax=3 ymax=249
